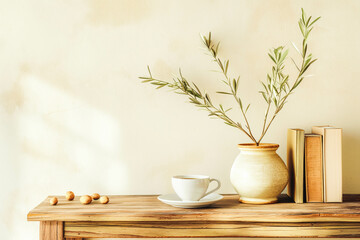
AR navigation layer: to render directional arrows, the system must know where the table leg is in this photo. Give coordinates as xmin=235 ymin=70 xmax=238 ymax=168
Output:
xmin=39 ymin=221 xmax=83 ymax=239
xmin=40 ymin=221 xmax=64 ymax=240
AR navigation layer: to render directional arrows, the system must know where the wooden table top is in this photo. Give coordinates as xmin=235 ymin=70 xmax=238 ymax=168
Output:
xmin=27 ymin=194 xmax=360 ymax=223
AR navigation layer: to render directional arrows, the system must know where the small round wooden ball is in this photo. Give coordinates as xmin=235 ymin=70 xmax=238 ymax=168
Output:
xmin=50 ymin=197 xmax=58 ymax=205
xmin=80 ymin=195 xmax=92 ymax=205
xmin=66 ymin=191 xmax=75 ymax=201
xmin=100 ymin=196 xmax=109 ymax=204
xmin=92 ymin=193 xmax=100 ymax=200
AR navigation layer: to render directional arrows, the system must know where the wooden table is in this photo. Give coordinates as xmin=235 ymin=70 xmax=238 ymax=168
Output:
xmin=27 ymin=194 xmax=360 ymax=239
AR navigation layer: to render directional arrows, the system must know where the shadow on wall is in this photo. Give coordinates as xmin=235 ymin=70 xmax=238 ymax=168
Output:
xmin=0 ymin=73 xmax=131 ymax=239
xmin=343 ymin=131 xmax=360 ymax=194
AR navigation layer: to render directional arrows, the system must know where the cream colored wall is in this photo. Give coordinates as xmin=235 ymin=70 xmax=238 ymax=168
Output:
xmin=1 ymin=0 xmax=360 ymax=239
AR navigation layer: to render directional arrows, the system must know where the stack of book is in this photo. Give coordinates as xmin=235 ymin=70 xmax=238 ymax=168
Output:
xmin=287 ymin=126 xmax=342 ymax=203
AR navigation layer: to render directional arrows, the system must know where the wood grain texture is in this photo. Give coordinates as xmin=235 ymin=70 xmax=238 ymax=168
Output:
xmin=40 ymin=221 xmax=63 ymax=240
xmin=28 ymin=194 xmax=360 ymax=223
xmin=64 ymin=221 xmax=360 ymax=238
xmin=29 ymin=195 xmax=360 ymax=238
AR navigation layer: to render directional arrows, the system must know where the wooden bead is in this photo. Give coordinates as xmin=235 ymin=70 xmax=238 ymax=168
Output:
xmin=50 ymin=197 xmax=58 ymax=205
xmin=66 ymin=191 xmax=75 ymax=201
xmin=92 ymin=193 xmax=100 ymax=200
xmin=100 ymin=196 xmax=109 ymax=204
xmin=80 ymin=195 xmax=92 ymax=205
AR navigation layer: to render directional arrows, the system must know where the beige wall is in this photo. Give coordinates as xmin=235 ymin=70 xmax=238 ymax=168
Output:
xmin=1 ymin=0 xmax=360 ymax=239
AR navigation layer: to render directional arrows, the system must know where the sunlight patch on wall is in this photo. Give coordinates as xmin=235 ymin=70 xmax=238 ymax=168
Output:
xmin=17 ymin=74 xmax=128 ymax=193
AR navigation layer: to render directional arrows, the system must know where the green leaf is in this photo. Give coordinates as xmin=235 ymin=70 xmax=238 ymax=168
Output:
xmin=294 ymin=77 xmax=304 ymax=88
xmin=147 ymin=65 xmax=152 ymax=78
xmin=267 ymin=74 xmax=271 ymax=83
xmin=305 ymin=27 xmax=313 ymax=39
xmin=218 ymin=58 xmax=224 ymax=71
xmin=219 ymin=104 xmax=224 ymax=111
xmin=306 ymin=16 xmax=312 ymax=27
xmin=224 ymin=122 xmax=235 ymax=127
xmin=205 ymin=93 xmax=212 ymax=104
xmin=238 ymin=98 xmax=243 ymax=109
xmin=178 ymin=68 xmax=184 ymax=78
xmin=309 ymin=16 xmax=321 ymax=27
xmin=215 ymin=42 xmax=220 ymax=55
xmin=301 ymin=59 xmax=317 ymax=74
xmin=286 ymin=81 xmax=290 ymax=89
xmin=260 ymin=91 xmax=268 ymax=103
xmin=192 ymin=83 xmax=202 ymax=96
xmin=232 ymin=78 xmax=237 ymax=91
xmin=304 ymin=59 xmax=317 ymax=72
xmin=298 ymin=21 xmax=305 ymax=36
xmin=156 ymin=85 xmax=166 ymax=89
xmin=303 ymin=44 xmax=308 ymax=57
xmin=236 ymin=76 xmax=240 ymax=91
xmin=225 ymin=60 xmax=229 ymax=75
xmin=245 ymin=104 xmax=250 ymax=113
xmin=261 ymin=82 xmax=269 ymax=94
xmin=298 ymin=77 xmax=305 ymax=85
xmin=211 ymin=48 xmax=216 ymax=57
xmin=273 ymin=86 xmax=279 ymax=95
xmin=222 ymin=80 xmax=229 ymax=85
xmin=304 ymin=57 xmax=311 ymax=68
xmin=301 ymin=8 xmax=306 ymax=24
xmin=283 ymin=75 xmax=289 ymax=83
xmin=274 ymin=46 xmax=282 ymax=56
xmin=217 ymin=91 xmax=232 ymax=95
xmin=268 ymin=53 xmax=276 ymax=64
xmin=280 ymin=78 xmax=289 ymax=92
xmin=279 ymin=49 xmax=289 ymax=63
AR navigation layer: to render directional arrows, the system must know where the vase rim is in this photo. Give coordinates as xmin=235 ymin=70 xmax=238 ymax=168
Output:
xmin=237 ymin=143 xmax=279 ymax=150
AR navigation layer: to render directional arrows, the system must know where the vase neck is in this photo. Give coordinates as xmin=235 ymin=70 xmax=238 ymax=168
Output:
xmin=237 ymin=143 xmax=279 ymax=154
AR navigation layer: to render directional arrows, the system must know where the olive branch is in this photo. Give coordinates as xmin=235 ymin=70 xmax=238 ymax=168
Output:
xmin=139 ymin=9 xmax=320 ymax=145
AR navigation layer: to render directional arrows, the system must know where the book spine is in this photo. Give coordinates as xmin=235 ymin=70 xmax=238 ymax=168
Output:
xmin=296 ymin=131 xmax=305 ymax=203
xmin=324 ymin=128 xmax=342 ymax=202
xmin=305 ymin=135 xmax=323 ymax=202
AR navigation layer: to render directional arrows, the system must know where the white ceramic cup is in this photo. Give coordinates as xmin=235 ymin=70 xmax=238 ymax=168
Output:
xmin=172 ymin=175 xmax=221 ymax=201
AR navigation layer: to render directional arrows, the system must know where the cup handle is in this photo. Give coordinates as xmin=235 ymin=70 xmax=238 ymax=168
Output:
xmin=203 ymin=178 xmax=221 ymax=198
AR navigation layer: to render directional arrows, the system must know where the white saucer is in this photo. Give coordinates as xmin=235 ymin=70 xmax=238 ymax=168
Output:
xmin=157 ymin=193 xmax=223 ymax=208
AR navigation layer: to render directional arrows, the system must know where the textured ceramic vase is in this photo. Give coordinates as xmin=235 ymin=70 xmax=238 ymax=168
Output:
xmin=230 ymin=143 xmax=288 ymax=204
